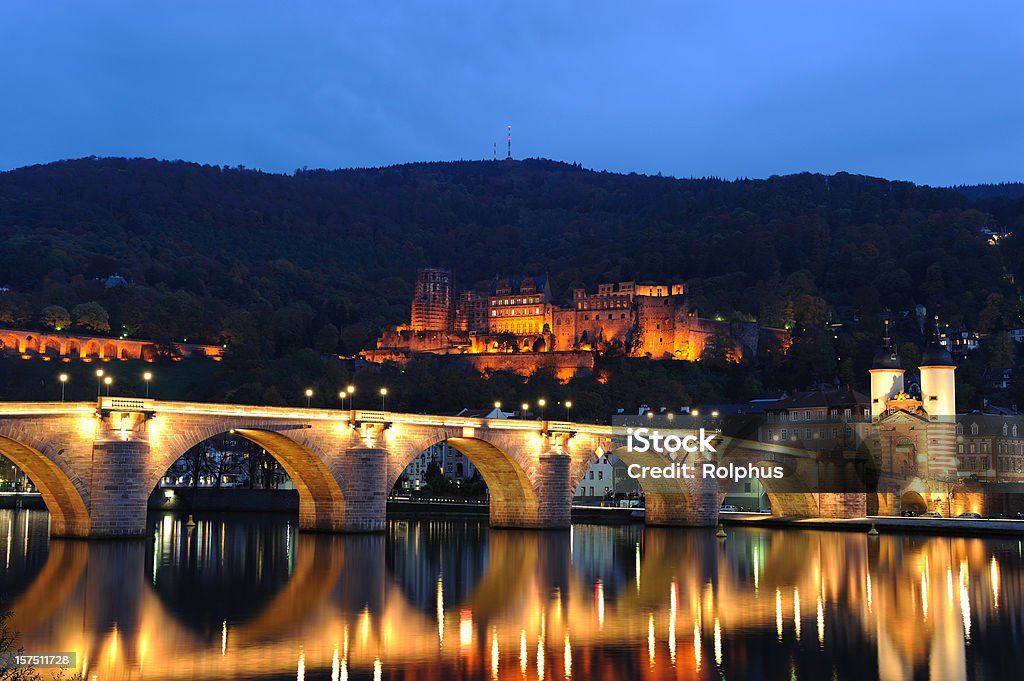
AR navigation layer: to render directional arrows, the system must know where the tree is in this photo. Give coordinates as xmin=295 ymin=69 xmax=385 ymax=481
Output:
xmin=40 ymin=306 xmax=71 ymax=331
xmin=984 ymin=333 xmax=1016 ymax=369
xmin=72 ymin=302 xmax=110 ymax=333
xmin=170 ymin=445 xmax=205 ymax=487
xmin=314 ymin=323 xmax=340 ymax=354
xmin=496 ymin=331 xmax=518 ymax=352
xmin=0 ymin=293 xmax=32 ymax=326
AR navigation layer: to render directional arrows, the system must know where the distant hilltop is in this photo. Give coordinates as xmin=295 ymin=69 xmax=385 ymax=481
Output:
xmin=0 ymin=157 xmax=1020 ymax=392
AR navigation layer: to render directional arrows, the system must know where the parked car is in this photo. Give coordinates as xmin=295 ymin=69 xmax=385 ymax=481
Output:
xmin=955 ymin=512 xmax=982 ymax=519
xmin=921 ymin=511 xmax=943 ymax=518
xmin=902 ymin=510 xmax=918 ymax=517
xmin=720 ymin=504 xmax=739 ymax=512
xmin=988 ymin=513 xmax=1008 ymax=519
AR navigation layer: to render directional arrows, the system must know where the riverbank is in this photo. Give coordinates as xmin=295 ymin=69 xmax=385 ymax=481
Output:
xmin=719 ymin=512 xmax=1024 ymax=537
xmin=7 ymin=492 xmax=1024 ymax=535
xmin=0 ymin=492 xmax=45 ymax=510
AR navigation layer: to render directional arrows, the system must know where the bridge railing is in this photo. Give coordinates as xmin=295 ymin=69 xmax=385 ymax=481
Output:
xmin=99 ymin=397 xmax=154 ymax=412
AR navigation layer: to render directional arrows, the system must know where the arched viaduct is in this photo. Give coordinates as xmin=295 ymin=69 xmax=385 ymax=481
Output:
xmin=0 ymin=398 xmax=869 ymax=538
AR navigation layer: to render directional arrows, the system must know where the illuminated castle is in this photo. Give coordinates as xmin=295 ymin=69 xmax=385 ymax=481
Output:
xmin=364 ymin=268 xmax=790 ymax=373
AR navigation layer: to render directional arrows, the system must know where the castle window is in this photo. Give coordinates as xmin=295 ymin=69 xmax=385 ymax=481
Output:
xmin=971 ymin=423 xmax=979 ymax=435
xmin=621 ymin=313 xmax=626 ymax=319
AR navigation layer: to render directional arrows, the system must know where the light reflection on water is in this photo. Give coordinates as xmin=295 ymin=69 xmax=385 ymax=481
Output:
xmin=1 ymin=508 xmax=1022 ymax=680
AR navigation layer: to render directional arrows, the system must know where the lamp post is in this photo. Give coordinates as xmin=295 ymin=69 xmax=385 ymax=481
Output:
xmin=103 ymin=376 xmax=112 ymax=396
xmin=565 ymin=400 xmax=572 ymax=421
xmin=347 ymin=385 xmax=355 ymax=410
xmin=339 ymin=390 xmax=346 ymax=410
xmin=493 ymin=401 xmax=502 ymax=416
xmin=380 ymin=388 xmax=388 ymax=411
xmin=59 ymin=373 xmax=68 ymax=402
xmin=538 ymin=398 xmax=546 ymax=420
xmin=143 ymin=371 xmax=152 ymax=398
xmin=521 ymin=403 xmax=529 ymax=419
xmin=305 ymin=389 xmax=313 ymax=408
xmin=95 ymin=369 xmax=104 ymax=397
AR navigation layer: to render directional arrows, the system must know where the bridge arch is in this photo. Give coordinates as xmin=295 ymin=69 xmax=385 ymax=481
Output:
xmin=387 ymin=430 xmax=543 ymax=528
xmin=720 ymin=455 xmax=819 ymax=517
xmin=0 ymin=430 xmax=90 ymax=536
xmin=66 ymin=338 xmax=81 ymax=358
xmin=148 ymin=426 xmax=347 ymax=532
xmin=43 ymin=337 xmax=61 ymax=356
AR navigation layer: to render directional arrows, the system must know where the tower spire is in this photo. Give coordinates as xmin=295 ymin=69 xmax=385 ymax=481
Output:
xmin=506 ymin=125 xmax=512 ymax=160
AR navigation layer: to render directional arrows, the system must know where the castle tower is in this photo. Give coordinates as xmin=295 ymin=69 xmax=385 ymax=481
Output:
xmin=869 ymin=322 xmax=904 ymax=418
xmin=410 ymin=268 xmax=454 ymax=332
xmin=918 ymin=317 xmax=957 ymax=479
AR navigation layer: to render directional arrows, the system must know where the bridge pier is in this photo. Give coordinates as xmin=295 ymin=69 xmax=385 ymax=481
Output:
xmin=534 ymin=452 xmax=572 ymax=529
xmin=490 ymin=452 xmax=572 ymax=529
xmin=644 ymin=474 xmax=719 ymax=527
xmin=337 ymin=447 xmax=387 ymax=532
xmin=816 ymin=493 xmax=868 ymax=518
xmin=86 ymin=439 xmax=151 ymax=538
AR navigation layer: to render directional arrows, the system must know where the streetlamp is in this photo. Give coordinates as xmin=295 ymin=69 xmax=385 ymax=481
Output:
xmin=95 ymin=369 xmax=104 ymax=397
xmin=521 ymin=403 xmax=529 ymax=418
xmin=493 ymin=401 xmax=502 ymax=415
xmin=538 ymin=398 xmax=546 ymax=419
xmin=380 ymin=387 xmax=388 ymax=411
xmin=338 ymin=390 xmax=346 ymax=410
xmin=347 ymin=385 xmax=355 ymax=410
xmin=59 ymin=373 xmax=68 ymax=402
xmin=305 ymin=388 xmax=313 ymax=408
xmin=565 ymin=400 xmax=572 ymax=421
xmin=103 ymin=376 xmax=112 ymax=396
xmin=143 ymin=371 xmax=152 ymax=398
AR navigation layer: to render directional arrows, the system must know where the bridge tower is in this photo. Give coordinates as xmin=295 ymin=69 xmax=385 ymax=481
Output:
xmin=919 ymin=318 xmax=957 ymax=479
xmin=869 ymin=321 xmax=904 ymax=419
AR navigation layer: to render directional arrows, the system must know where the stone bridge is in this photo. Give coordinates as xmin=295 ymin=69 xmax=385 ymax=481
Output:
xmin=0 ymin=398 xmax=868 ymax=537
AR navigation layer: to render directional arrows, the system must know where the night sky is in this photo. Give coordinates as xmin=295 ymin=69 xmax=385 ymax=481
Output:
xmin=1 ymin=1 xmax=1021 ymax=185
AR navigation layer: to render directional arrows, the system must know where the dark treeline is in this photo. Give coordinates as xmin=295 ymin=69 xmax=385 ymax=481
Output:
xmin=1 ymin=157 xmax=1022 ymax=412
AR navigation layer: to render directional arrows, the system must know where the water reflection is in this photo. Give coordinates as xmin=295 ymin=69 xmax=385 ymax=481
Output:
xmin=1 ymin=508 xmax=1022 ymax=680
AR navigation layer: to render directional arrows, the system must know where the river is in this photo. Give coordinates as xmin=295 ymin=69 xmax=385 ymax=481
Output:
xmin=1 ymin=509 xmax=1021 ymax=680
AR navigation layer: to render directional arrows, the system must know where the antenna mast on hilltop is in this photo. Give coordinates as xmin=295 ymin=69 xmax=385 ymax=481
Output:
xmin=506 ymin=125 xmax=512 ymax=160
xmin=493 ymin=142 xmax=497 ymax=161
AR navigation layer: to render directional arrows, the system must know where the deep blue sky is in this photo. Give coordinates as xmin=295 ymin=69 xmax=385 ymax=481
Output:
xmin=1 ymin=2 xmax=1021 ymax=185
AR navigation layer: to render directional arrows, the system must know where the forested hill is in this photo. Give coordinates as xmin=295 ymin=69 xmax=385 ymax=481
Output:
xmin=952 ymin=182 xmax=1024 ymax=201
xmin=1 ymin=156 xmax=1022 ymax=360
